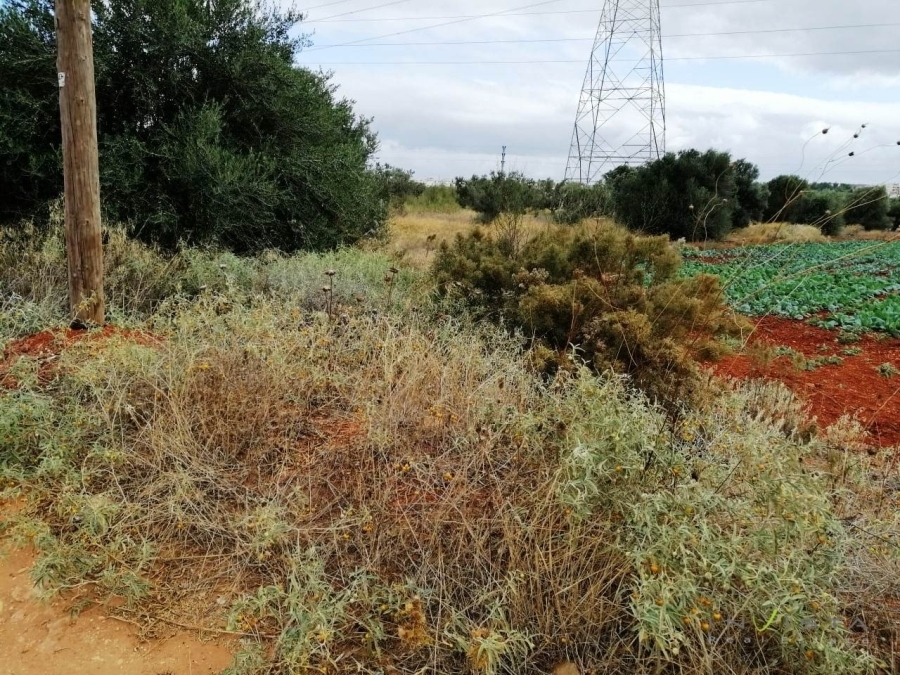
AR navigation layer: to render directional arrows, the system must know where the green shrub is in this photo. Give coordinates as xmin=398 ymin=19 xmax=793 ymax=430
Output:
xmin=764 ymin=176 xmax=848 ymax=234
xmin=433 ymin=222 xmax=740 ymax=407
xmin=454 ymin=172 xmax=536 ymax=223
xmin=0 ymin=0 xmax=386 ymax=252
xmin=844 ymin=186 xmax=893 ymax=231
xmin=607 ymin=150 xmax=741 ymax=241
xmin=765 ymin=175 xmax=810 ymax=222
xmin=731 ymin=159 xmax=769 ymax=228
xmin=552 ymin=182 xmax=613 ymax=225
xmin=374 ymin=164 xmax=426 ymax=213
xmin=889 ymin=198 xmax=900 ymax=230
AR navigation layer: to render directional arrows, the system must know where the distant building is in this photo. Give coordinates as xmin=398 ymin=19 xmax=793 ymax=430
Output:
xmin=888 ymin=184 xmax=900 ymax=198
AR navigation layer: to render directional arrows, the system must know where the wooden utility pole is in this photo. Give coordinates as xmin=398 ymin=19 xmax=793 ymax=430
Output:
xmin=56 ymin=0 xmax=104 ymax=326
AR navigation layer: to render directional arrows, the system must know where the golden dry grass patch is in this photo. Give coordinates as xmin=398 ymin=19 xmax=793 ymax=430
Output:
xmin=727 ymin=222 xmax=827 ymax=245
xmin=387 ymin=211 xmax=555 ymax=268
xmin=838 ymin=224 xmax=899 ymax=241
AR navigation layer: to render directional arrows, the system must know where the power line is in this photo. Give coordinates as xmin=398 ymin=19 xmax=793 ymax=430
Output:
xmin=316 ymin=0 xmax=416 ymax=21
xmin=303 ymin=0 xmax=779 ymax=24
xmin=306 ymin=0 xmax=570 ymax=51
xmin=300 ymin=47 xmax=900 ymax=65
xmin=311 ymin=22 xmax=900 ymax=48
xmin=301 ymin=0 xmax=360 ymax=12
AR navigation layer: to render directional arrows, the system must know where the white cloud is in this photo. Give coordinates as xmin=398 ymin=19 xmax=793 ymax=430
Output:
xmin=293 ymin=0 xmax=900 ymax=183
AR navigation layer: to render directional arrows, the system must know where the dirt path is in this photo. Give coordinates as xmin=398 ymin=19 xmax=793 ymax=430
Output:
xmin=0 ymin=547 xmax=232 ymax=675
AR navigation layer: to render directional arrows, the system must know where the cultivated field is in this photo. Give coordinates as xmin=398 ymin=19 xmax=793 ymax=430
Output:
xmin=682 ymin=240 xmax=900 ymax=334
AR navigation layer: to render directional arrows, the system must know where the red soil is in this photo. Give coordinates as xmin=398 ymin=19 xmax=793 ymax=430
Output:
xmin=0 ymin=326 xmax=159 ymax=389
xmin=1 ymin=326 xmax=159 ymax=388
xmin=713 ymin=317 xmax=900 ymax=447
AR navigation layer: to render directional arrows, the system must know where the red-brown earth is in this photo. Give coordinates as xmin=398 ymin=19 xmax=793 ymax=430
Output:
xmin=713 ymin=316 xmax=900 ymax=448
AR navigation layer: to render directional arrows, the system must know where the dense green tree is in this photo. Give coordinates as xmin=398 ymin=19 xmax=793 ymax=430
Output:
xmin=795 ymin=192 xmax=845 ymax=236
xmin=844 ymin=186 xmax=893 ymax=231
xmin=0 ymin=0 xmax=385 ymax=252
xmin=373 ymin=165 xmax=425 ymax=212
xmin=810 ymin=182 xmax=857 ymax=192
xmin=0 ymin=0 xmax=59 ymax=221
xmin=454 ymin=172 xmax=536 ymax=222
xmin=889 ymin=199 xmax=900 ymax=230
xmin=454 ymin=173 xmax=613 ymax=225
xmin=763 ymin=175 xmax=850 ymax=234
xmin=764 ymin=175 xmax=810 ymax=222
xmin=608 ymin=150 xmax=738 ymax=241
xmin=731 ymin=160 xmax=768 ymax=228
xmin=553 ymin=182 xmax=612 ymax=225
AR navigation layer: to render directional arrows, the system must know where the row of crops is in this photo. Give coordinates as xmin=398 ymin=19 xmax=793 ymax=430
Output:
xmin=680 ymin=241 xmax=900 ymax=335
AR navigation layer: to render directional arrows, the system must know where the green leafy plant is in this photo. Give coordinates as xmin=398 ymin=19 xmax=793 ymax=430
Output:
xmin=877 ymin=362 xmax=898 ymax=378
xmin=0 ymin=0 xmax=385 ymax=252
xmin=681 ymin=240 xmax=900 ymax=336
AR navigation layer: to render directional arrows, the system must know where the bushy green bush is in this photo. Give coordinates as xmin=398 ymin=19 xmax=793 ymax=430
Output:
xmin=765 ymin=175 xmax=810 ymax=222
xmin=797 ymin=192 xmax=846 ymax=236
xmin=552 ymin=182 xmax=612 ymax=225
xmin=731 ymin=159 xmax=769 ymax=228
xmin=374 ymin=165 xmax=426 ymax=213
xmin=889 ymin=198 xmax=900 ymax=230
xmin=844 ymin=186 xmax=893 ymax=231
xmin=453 ymin=173 xmax=613 ymax=225
xmin=433 ymin=222 xmax=740 ymax=407
xmin=0 ymin=0 xmax=385 ymax=252
xmin=607 ymin=150 xmax=741 ymax=241
xmin=764 ymin=176 xmax=846 ymax=235
xmin=454 ymin=172 xmax=536 ymax=222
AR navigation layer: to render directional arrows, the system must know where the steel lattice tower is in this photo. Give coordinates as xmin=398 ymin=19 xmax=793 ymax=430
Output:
xmin=565 ymin=0 xmax=666 ymax=184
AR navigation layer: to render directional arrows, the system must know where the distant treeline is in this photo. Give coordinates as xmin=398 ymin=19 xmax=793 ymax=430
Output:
xmin=380 ymin=151 xmax=899 ymax=241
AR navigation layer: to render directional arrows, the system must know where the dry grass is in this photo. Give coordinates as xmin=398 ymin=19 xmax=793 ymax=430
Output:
xmin=724 ymin=222 xmax=897 ymax=247
xmin=838 ymin=225 xmax=900 ymax=242
xmin=727 ymin=223 xmax=828 ymax=245
xmin=3 ymin=299 xmax=633 ymax=674
xmin=386 ymin=211 xmax=555 ymax=268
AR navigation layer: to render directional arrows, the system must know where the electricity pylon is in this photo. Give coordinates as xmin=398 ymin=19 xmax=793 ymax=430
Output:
xmin=565 ymin=0 xmax=666 ymax=185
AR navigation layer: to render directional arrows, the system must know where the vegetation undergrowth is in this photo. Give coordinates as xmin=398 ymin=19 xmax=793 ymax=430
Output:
xmin=1 ymin=231 xmax=899 ymax=675
xmin=0 ymin=218 xmax=422 ymax=348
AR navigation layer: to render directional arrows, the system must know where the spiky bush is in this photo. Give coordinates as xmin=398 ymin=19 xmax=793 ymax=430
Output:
xmin=432 ymin=222 xmax=741 ymax=408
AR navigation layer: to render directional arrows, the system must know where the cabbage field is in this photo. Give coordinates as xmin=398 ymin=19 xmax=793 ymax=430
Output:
xmin=681 ymin=240 xmax=900 ymax=335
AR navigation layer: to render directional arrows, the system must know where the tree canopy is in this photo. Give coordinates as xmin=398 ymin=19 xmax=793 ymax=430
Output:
xmin=0 ymin=0 xmax=386 ymax=252
xmin=607 ymin=150 xmax=739 ymax=241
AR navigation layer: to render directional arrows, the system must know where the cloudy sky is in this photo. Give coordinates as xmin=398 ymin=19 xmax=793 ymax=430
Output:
xmin=292 ymin=0 xmax=900 ymax=185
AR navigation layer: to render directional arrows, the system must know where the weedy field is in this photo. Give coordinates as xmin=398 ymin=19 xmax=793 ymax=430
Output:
xmin=1 ymin=218 xmax=900 ymax=675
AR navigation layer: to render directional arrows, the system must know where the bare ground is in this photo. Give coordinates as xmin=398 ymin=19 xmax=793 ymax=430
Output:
xmin=0 ymin=545 xmax=232 ymax=675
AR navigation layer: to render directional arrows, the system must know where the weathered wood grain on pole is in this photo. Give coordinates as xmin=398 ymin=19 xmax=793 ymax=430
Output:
xmin=56 ymin=0 xmax=104 ymax=326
